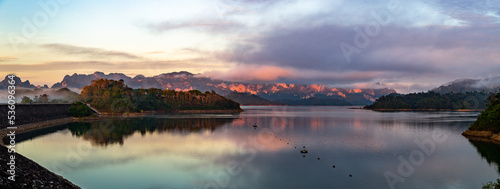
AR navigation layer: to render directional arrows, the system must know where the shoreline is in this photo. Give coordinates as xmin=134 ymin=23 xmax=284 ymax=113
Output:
xmin=0 ymin=117 xmax=80 ymax=188
xmin=0 ymin=109 xmax=242 ymax=188
xmin=95 ymin=109 xmax=243 ymax=116
xmin=462 ymin=130 xmax=500 ymax=144
xmin=365 ymin=108 xmax=484 ymax=112
xmin=0 ymin=145 xmax=81 ymax=188
xmin=0 ymin=117 xmax=76 ymax=146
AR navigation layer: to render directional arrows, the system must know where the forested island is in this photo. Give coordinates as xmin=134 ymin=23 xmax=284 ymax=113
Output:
xmin=77 ymin=79 xmax=242 ymax=114
xmin=364 ymin=91 xmax=489 ymax=110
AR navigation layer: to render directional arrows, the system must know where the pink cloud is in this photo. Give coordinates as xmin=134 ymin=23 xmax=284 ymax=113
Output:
xmin=203 ymin=65 xmax=293 ymax=81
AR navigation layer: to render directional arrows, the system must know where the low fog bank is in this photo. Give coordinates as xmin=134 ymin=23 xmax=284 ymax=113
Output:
xmin=0 ymin=88 xmax=80 ymax=104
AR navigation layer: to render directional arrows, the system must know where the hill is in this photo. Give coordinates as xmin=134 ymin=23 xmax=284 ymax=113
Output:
xmin=224 ymin=92 xmax=282 ymax=105
xmin=80 ymin=79 xmax=241 ymax=113
xmin=432 ymin=77 xmax=500 ymax=93
xmin=0 ymin=75 xmax=48 ymax=89
xmin=462 ymin=91 xmax=500 ymax=144
xmin=364 ymin=91 xmax=489 ymax=110
xmin=468 ymin=92 xmax=500 ymax=133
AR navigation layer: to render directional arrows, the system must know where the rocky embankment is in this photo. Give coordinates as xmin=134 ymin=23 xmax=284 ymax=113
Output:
xmin=0 ymin=145 xmax=80 ymax=188
xmin=0 ymin=104 xmax=71 ymax=128
xmin=462 ymin=130 xmax=500 ymax=144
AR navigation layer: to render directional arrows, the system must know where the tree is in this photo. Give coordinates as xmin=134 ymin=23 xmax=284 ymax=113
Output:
xmin=78 ymin=79 xmax=241 ymax=113
xmin=21 ymin=96 xmax=33 ymax=104
xmin=39 ymin=94 xmax=49 ymax=103
xmin=68 ymin=102 xmax=93 ymax=117
xmin=469 ymin=91 xmax=500 ymax=133
xmin=482 ymin=178 xmax=500 ymax=189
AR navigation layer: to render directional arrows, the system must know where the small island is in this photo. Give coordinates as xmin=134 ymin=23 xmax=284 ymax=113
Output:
xmin=78 ymin=79 xmax=242 ymax=114
xmin=462 ymin=91 xmax=500 ymax=143
xmin=364 ymin=91 xmax=489 ymax=111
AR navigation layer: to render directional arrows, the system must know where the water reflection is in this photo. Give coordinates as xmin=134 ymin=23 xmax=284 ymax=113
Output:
xmin=468 ymin=139 xmax=500 ymax=173
xmin=67 ymin=118 xmax=236 ymax=146
xmin=14 ymin=107 xmax=500 ymax=189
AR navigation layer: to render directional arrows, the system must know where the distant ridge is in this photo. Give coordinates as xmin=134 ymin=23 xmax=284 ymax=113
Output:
xmin=432 ymin=77 xmax=500 ymax=94
xmin=0 ymin=75 xmax=48 ymax=89
xmin=46 ymin=71 xmax=396 ymax=105
xmin=224 ymin=92 xmax=282 ymax=105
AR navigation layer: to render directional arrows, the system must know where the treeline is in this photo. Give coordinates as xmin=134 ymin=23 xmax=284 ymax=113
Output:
xmin=19 ymin=88 xmax=79 ymax=104
xmin=469 ymin=92 xmax=500 ymax=133
xmin=364 ymin=91 xmax=490 ymax=110
xmin=80 ymin=79 xmax=241 ymax=113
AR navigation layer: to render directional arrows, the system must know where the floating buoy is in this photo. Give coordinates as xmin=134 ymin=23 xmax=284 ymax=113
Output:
xmin=349 ymin=174 xmax=352 ymax=177
xmin=332 ymin=165 xmax=335 ymax=168
xmin=317 ymin=158 xmax=320 ymax=160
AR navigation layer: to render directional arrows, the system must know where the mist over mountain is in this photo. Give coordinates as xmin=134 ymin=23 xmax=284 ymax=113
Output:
xmin=6 ymin=72 xmax=500 ymax=106
xmin=48 ymin=71 xmax=396 ymax=105
xmin=432 ymin=77 xmax=500 ymax=94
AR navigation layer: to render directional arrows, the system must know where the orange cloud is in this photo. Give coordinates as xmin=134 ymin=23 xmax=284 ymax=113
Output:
xmin=203 ymin=65 xmax=293 ymax=81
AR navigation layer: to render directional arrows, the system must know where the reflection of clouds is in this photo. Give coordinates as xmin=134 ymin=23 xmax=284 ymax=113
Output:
xmin=233 ymin=108 xmax=390 ymax=152
xmin=19 ymin=129 xmax=243 ymax=173
xmin=16 ymin=107 xmax=492 ymax=189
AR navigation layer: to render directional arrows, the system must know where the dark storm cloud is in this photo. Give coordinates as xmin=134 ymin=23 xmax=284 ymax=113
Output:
xmin=217 ymin=23 xmax=500 ymax=82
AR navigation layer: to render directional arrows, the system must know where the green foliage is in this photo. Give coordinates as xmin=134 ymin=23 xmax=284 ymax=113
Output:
xmin=68 ymin=102 xmax=93 ymax=117
xmin=365 ymin=91 xmax=489 ymax=110
xmin=189 ymin=90 xmax=202 ymax=95
xmin=79 ymin=79 xmax=241 ymax=113
xmin=21 ymin=96 xmax=33 ymax=104
xmin=469 ymin=92 xmax=500 ymax=133
xmin=482 ymin=178 xmax=500 ymax=189
xmin=40 ymin=94 xmax=49 ymax=103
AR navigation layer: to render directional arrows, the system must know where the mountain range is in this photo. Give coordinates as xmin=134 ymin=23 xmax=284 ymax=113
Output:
xmin=224 ymin=92 xmax=283 ymax=105
xmin=3 ymin=72 xmax=500 ymax=105
xmin=0 ymin=75 xmax=48 ymax=89
xmin=0 ymin=71 xmax=396 ymax=105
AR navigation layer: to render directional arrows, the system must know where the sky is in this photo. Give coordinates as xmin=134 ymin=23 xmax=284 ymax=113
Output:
xmin=0 ymin=0 xmax=499 ymax=93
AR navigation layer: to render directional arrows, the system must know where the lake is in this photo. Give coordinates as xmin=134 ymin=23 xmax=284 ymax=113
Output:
xmin=16 ymin=106 xmax=500 ymax=189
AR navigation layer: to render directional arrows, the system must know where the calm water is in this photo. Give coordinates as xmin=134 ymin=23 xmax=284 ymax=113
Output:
xmin=16 ymin=106 xmax=500 ymax=189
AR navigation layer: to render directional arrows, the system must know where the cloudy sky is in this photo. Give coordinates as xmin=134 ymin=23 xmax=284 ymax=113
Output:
xmin=0 ymin=0 xmax=499 ymax=93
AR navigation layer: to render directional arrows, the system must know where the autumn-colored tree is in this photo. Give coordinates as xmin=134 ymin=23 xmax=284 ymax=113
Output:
xmin=79 ymin=79 xmax=241 ymax=113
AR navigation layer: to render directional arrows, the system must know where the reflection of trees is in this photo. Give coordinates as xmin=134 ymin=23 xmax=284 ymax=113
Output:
xmin=468 ymin=139 xmax=500 ymax=173
xmin=67 ymin=118 xmax=235 ymax=146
